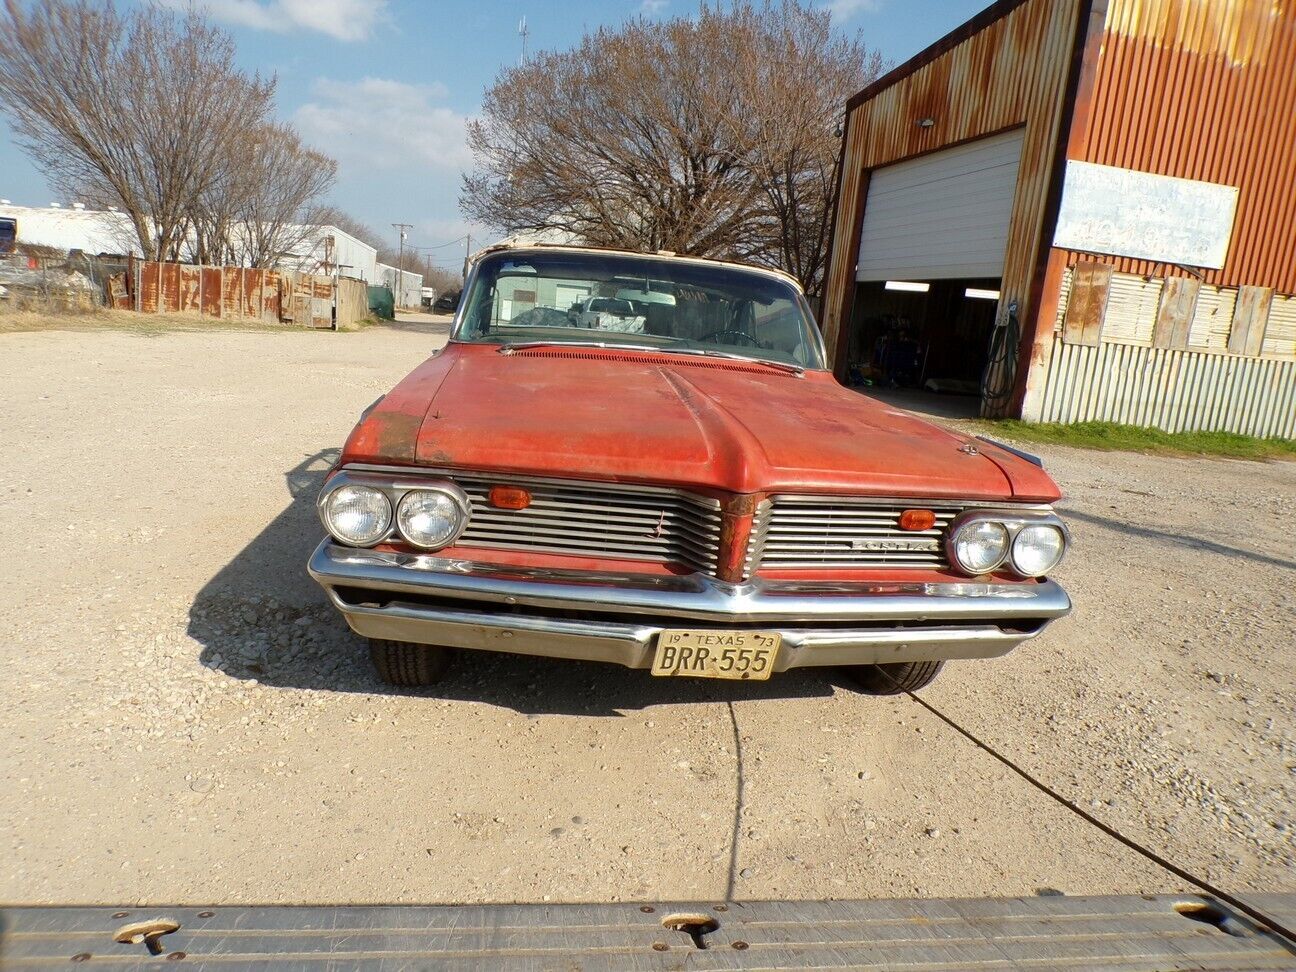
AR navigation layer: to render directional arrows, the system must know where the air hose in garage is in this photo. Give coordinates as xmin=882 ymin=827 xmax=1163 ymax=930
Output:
xmin=980 ymin=300 xmax=1021 ymax=412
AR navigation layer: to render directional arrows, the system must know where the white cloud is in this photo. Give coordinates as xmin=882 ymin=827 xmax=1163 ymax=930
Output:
xmin=294 ymin=77 xmax=473 ymax=172
xmin=163 ymin=0 xmax=387 ymax=42
xmin=638 ymin=0 xmax=669 ymax=14
xmin=822 ymin=0 xmax=883 ymax=19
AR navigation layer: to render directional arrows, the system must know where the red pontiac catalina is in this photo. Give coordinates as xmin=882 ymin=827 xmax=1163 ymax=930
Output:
xmin=308 ymin=245 xmax=1071 ymax=692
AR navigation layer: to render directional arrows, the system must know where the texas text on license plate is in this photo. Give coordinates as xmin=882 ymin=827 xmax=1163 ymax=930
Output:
xmin=651 ymin=630 xmax=781 ymax=680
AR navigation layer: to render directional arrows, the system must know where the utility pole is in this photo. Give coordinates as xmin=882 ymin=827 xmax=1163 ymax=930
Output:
xmin=392 ymin=222 xmax=412 ymax=307
xmin=463 ymin=233 xmax=471 ymax=284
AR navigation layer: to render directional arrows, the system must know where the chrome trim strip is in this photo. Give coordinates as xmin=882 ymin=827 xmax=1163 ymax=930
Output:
xmin=977 ymin=435 xmax=1044 ymax=467
xmin=309 ymin=540 xmax=1071 ymax=625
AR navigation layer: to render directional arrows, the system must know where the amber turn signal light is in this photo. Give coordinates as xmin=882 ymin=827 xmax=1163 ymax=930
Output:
xmin=488 ymin=485 xmax=532 ymax=510
xmin=899 ymin=509 xmax=937 ymax=531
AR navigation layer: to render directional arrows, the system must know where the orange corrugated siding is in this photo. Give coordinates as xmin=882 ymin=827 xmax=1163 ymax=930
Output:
xmin=820 ymin=0 xmax=1084 ymax=376
xmin=1063 ymin=0 xmax=1296 ymax=292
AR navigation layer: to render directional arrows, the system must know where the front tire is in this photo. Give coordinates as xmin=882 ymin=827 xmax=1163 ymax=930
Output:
xmin=368 ymin=638 xmax=451 ymax=687
xmin=847 ymin=660 xmax=944 ymax=695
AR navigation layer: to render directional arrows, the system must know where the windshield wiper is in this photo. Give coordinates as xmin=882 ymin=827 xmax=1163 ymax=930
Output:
xmin=664 ymin=346 xmax=805 ymax=376
xmin=496 ymin=340 xmax=804 ymax=376
xmin=497 ymin=340 xmax=667 ymax=354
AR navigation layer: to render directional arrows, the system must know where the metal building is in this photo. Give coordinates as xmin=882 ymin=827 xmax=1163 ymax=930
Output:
xmin=377 ymin=263 xmax=424 ymax=309
xmin=822 ymin=0 xmax=1296 ymax=438
xmin=0 ymin=202 xmax=379 ymax=284
xmin=0 ymin=203 xmax=140 ymax=256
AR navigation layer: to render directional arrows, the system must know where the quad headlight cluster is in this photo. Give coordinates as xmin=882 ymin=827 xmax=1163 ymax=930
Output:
xmin=320 ymin=475 xmax=471 ymax=551
xmin=947 ymin=512 xmax=1068 ymax=578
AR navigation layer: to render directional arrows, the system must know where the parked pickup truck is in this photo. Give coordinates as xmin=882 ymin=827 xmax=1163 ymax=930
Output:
xmin=309 ymin=245 xmax=1071 ymax=692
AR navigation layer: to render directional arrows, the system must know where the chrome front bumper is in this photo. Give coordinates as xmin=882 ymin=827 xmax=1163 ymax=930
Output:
xmin=308 ymin=541 xmax=1071 ymax=671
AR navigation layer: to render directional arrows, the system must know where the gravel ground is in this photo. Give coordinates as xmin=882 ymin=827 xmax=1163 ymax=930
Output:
xmin=1 ymin=318 xmax=1292 ymax=906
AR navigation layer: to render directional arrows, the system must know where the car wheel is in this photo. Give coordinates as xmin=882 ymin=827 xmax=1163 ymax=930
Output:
xmin=846 ymin=660 xmax=944 ymax=695
xmin=368 ymin=638 xmax=451 ymax=687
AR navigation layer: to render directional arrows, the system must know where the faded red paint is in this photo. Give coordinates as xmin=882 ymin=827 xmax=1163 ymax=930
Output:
xmin=342 ymin=342 xmax=1064 ymax=579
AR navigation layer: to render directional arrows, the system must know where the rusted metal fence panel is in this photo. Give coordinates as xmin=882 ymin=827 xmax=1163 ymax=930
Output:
xmin=200 ymin=267 xmax=221 ymax=317
xmin=336 ymin=276 xmax=369 ymax=328
xmin=308 ymin=276 xmax=332 ymax=328
xmin=1038 ymin=335 xmax=1296 ymax=438
xmin=122 ymin=259 xmax=348 ymax=327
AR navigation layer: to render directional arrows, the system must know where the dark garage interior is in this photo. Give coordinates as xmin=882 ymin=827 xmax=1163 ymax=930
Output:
xmin=841 ymin=278 xmax=1002 ymax=397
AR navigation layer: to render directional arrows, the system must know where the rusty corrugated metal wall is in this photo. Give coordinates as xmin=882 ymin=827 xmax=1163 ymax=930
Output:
xmin=134 ymin=260 xmax=283 ymax=323
xmin=1020 ymin=0 xmax=1296 ymax=430
xmin=820 ymin=0 xmax=1084 ymax=416
xmin=1037 ymin=338 xmax=1296 ymax=437
xmin=1063 ymin=0 xmax=1296 ymax=293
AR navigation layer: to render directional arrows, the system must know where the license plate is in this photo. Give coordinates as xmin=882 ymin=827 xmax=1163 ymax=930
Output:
xmin=651 ymin=630 xmax=781 ymax=681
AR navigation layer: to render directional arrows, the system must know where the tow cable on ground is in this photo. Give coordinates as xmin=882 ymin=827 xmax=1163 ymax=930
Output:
xmin=898 ymin=685 xmax=1296 ymax=947
xmin=724 ymin=700 xmax=746 ymax=902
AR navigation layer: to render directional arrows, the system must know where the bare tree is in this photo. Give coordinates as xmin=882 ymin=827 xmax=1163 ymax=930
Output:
xmin=0 ymin=0 xmax=275 ymax=260
xmin=421 ymin=264 xmax=463 ymax=294
xmin=729 ymin=9 xmax=884 ymax=291
xmin=188 ymin=123 xmax=338 ymax=267
xmin=461 ymin=1 xmax=881 ymax=294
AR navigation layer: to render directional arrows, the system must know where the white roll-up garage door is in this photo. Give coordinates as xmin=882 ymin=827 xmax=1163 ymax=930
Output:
xmin=856 ymin=128 xmax=1025 ymax=282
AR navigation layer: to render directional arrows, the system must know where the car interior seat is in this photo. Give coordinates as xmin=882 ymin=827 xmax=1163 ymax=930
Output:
xmin=644 ymin=303 xmax=674 ymax=337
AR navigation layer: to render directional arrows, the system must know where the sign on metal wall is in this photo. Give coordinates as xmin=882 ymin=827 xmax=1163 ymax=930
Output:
xmin=1053 ymin=161 xmax=1239 ymax=269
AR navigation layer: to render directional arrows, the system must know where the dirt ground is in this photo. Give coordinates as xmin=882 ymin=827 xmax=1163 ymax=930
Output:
xmin=2 ymin=317 xmax=1292 ymax=906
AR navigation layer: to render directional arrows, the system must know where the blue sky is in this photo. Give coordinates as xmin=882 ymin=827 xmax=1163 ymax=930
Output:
xmin=0 ymin=0 xmax=988 ymax=266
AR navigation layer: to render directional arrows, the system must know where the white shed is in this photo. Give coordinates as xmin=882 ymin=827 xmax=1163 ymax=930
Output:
xmin=0 ymin=203 xmax=140 ymax=256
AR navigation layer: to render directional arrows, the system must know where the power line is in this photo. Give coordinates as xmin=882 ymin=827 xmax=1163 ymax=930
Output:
xmin=405 ymin=235 xmax=469 ymax=251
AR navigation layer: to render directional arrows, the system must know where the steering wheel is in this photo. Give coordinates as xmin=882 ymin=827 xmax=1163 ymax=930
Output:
xmin=699 ymin=329 xmax=759 ymax=346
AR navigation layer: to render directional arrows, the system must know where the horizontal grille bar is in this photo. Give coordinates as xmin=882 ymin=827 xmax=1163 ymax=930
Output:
xmin=450 ymin=475 xmax=722 ymax=573
xmin=752 ymin=497 xmax=962 ymax=569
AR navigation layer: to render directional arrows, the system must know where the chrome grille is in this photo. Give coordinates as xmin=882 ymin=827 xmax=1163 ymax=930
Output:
xmin=751 ymin=496 xmax=961 ymax=569
xmin=452 ymin=474 xmax=722 ymax=573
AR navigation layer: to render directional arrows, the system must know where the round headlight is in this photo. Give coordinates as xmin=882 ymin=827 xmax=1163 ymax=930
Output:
xmin=397 ymin=488 xmax=468 ymax=549
xmin=1011 ymin=523 xmax=1066 ymax=576
xmin=324 ymin=484 xmax=392 ymax=546
xmin=951 ymin=519 xmax=1010 ymax=574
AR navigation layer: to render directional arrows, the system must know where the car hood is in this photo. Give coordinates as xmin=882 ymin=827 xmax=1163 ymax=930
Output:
xmin=343 ymin=344 xmax=1060 ymax=502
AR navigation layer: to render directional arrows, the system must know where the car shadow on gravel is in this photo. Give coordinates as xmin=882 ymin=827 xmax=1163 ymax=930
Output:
xmin=1062 ymin=508 xmax=1296 ymax=571
xmin=187 ymin=449 xmax=835 ymax=716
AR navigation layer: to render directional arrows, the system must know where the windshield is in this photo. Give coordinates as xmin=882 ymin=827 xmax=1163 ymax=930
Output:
xmin=454 ymin=249 xmax=827 ymax=369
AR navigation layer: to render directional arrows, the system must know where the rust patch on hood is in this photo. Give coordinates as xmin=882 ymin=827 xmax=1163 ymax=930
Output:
xmin=344 ymin=409 xmax=422 ymax=464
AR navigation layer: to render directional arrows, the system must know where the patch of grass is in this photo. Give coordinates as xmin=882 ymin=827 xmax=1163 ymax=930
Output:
xmin=337 ymin=314 xmax=381 ymax=332
xmin=976 ymin=420 xmax=1296 ymax=461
